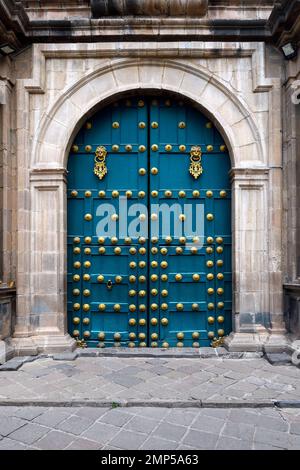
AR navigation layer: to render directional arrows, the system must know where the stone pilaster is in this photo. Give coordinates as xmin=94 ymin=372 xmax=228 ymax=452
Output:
xmin=0 ymin=57 xmax=16 ymax=285
xmin=225 ymin=167 xmax=286 ymax=352
xmin=12 ymin=169 xmax=76 ymax=354
xmin=282 ymin=58 xmax=300 ymax=355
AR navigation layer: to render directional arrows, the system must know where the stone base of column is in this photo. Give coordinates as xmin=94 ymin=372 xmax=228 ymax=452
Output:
xmin=225 ymin=331 xmax=289 ymax=353
xmin=34 ymin=334 xmax=77 ymax=354
xmin=263 ymin=333 xmax=289 ymax=353
xmin=224 ymin=332 xmax=269 ymax=352
xmin=11 ymin=334 xmax=76 ymax=356
xmin=9 ymin=337 xmax=39 ymax=357
xmin=0 ymin=339 xmax=15 ymax=364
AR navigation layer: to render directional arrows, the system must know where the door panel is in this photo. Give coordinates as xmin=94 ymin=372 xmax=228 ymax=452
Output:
xmin=67 ymin=96 xmax=232 ymax=348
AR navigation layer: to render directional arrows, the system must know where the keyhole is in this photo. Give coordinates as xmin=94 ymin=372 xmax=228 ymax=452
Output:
xmin=107 ymin=280 xmax=113 ymax=290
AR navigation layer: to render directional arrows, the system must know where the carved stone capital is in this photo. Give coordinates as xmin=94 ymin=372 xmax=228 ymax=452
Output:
xmin=91 ymin=0 xmax=208 ymax=17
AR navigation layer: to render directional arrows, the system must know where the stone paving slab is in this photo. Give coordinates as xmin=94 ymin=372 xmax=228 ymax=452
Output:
xmin=0 ymin=406 xmax=299 ymax=450
xmin=0 ymin=356 xmax=299 ymax=406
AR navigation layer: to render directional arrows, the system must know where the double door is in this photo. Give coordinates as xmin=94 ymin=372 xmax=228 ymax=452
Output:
xmin=67 ymin=96 xmax=232 ymax=347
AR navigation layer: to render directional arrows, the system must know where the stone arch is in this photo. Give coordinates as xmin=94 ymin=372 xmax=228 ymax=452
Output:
xmin=32 ymin=59 xmax=265 ymax=171
xmin=18 ymin=58 xmax=277 ymax=355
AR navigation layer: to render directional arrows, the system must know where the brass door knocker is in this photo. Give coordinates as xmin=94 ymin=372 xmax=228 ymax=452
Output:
xmin=94 ymin=146 xmax=108 ymax=180
xmin=189 ymin=146 xmax=203 ymax=179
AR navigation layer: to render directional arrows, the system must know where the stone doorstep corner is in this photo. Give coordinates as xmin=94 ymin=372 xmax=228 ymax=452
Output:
xmin=0 ymin=347 xmax=294 ymax=372
xmin=0 ymin=331 xmax=297 ymax=369
xmin=5 ymin=331 xmax=294 ymax=357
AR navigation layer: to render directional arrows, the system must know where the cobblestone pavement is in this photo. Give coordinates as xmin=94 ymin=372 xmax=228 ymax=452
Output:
xmin=0 ymin=406 xmax=300 ymax=450
xmin=0 ymin=356 xmax=300 ymax=404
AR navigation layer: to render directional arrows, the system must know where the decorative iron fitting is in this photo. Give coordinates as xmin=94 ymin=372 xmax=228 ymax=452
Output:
xmin=91 ymin=0 xmax=208 ymax=17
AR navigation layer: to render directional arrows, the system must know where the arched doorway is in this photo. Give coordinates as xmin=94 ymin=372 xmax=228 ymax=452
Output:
xmin=67 ymin=95 xmax=232 ymax=348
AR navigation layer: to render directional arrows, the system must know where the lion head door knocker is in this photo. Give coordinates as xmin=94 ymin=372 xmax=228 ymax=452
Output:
xmin=189 ymin=146 xmax=203 ymax=179
xmin=94 ymin=146 xmax=108 ymax=180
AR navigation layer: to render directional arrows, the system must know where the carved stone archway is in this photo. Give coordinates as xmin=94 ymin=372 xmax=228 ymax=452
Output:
xmin=12 ymin=57 xmax=285 ymax=355
xmin=32 ymin=59 xmax=264 ymax=170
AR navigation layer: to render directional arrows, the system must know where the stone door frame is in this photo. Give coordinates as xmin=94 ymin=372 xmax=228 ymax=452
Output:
xmin=10 ymin=42 xmax=286 ymax=355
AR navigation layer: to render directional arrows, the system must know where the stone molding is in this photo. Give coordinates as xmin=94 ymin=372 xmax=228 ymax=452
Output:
xmin=91 ymin=0 xmax=208 ymax=17
xmin=22 ymin=42 xmax=276 ymax=93
xmin=230 ymin=168 xmax=269 ymax=180
xmin=25 ymin=43 xmax=277 ymax=172
xmin=2 ymin=0 xmax=299 ymax=45
xmin=268 ymin=0 xmax=300 ymax=46
xmin=30 ymin=168 xmax=68 ymax=185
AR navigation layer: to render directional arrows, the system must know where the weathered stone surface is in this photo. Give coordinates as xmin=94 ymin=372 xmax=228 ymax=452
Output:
xmin=265 ymin=353 xmax=292 ymax=366
xmin=0 ymin=404 xmax=300 ymax=449
xmin=91 ymin=0 xmax=208 ymax=17
xmin=0 ymin=416 xmax=27 ymax=437
xmin=35 ymin=430 xmax=75 ymax=450
xmin=52 ymin=352 xmax=79 ymax=361
xmin=75 ymin=348 xmax=98 ymax=357
xmin=8 ymin=423 xmax=50 ymax=445
xmin=0 ymin=356 xmax=35 ymax=371
xmin=56 ymin=415 xmax=94 ymax=435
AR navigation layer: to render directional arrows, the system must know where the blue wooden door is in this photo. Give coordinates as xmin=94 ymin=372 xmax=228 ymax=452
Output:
xmin=67 ymin=96 xmax=232 ymax=348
